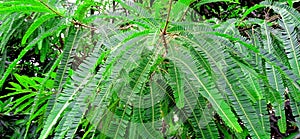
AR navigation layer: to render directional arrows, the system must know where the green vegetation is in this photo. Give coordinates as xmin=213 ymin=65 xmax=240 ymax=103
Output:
xmin=0 ymin=0 xmax=300 ymax=138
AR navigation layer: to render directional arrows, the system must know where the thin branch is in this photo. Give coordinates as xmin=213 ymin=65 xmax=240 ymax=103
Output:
xmin=71 ymin=20 xmax=98 ymax=30
xmin=161 ymin=34 xmax=169 ymax=57
xmin=266 ymin=15 xmax=280 ymax=22
xmin=162 ymin=0 xmax=173 ymax=35
xmin=161 ymin=0 xmax=173 ymax=57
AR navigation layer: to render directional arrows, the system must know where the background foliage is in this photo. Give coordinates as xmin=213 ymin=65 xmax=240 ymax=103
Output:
xmin=1 ymin=0 xmax=300 ymax=138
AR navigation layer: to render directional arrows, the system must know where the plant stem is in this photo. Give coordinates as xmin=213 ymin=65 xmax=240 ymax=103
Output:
xmin=161 ymin=0 xmax=173 ymax=57
xmin=162 ymin=0 xmax=173 ymax=35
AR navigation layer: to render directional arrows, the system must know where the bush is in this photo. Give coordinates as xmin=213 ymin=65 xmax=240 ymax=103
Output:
xmin=0 ymin=0 xmax=300 ymax=138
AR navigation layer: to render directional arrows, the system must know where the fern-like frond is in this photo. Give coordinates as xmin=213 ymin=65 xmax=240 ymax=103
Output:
xmin=133 ymin=73 xmax=166 ymax=139
xmin=0 ymin=13 xmax=24 ymax=54
xmin=54 ymin=27 xmax=79 ymax=93
xmin=53 ymin=40 xmax=103 ymax=139
xmin=261 ymin=1 xmax=300 ymax=26
xmin=213 ymin=32 xmax=300 ymax=91
xmin=225 ymin=57 xmax=269 ymax=138
xmin=114 ymin=0 xmax=151 ymax=18
xmin=260 ymin=21 xmax=286 ymax=133
xmin=279 ymin=20 xmax=300 ymax=82
xmin=0 ymin=20 xmax=68 ymax=89
xmin=39 ymin=27 xmax=81 ymax=139
xmin=24 ymin=53 xmax=64 ymax=138
xmin=170 ymin=0 xmax=194 ymax=21
xmin=168 ymin=62 xmax=185 ymax=109
xmin=22 ymin=13 xmax=58 ymax=45
xmin=107 ymin=44 xmax=162 ymax=138
xmin=82 ymin=25 xmax=162 ymax=138
xmin=167 ymin=45 xmax=219 ymax=139
xmin=167 ymin=43 xmax=242 ymax=133
xmin=192 ymin=32 xmax=268 ymax=138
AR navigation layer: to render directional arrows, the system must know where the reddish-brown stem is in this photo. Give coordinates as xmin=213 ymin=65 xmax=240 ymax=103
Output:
xmin=161 ymin=0 xmax=173 ymax=57
xmin=162 ymin=0 xmax=173 ymax=35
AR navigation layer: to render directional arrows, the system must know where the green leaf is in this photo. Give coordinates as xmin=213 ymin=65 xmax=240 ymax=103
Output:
xmin=190 ymin=31 xmax=268 ymax=138
xmin=6 ymin=93 xmax=36 ymax=114
xmin=261 ymin=1 xmax=300 ymax=26
xmin=0 ymin=1 xmax=42 ymax=7
xmin=0 ymin=48 xmax=7 ymax=77
xmin=279 ymin=18 xmax=300 ymax=81
xmin=39 ymin=27 xmax=84 ymax=139
xmin=260 ymin=22 xmax=286 ymax=133
xmin=54 ymin=41 xmax=103 ymax=139
xmin=288 ymin=0 xmax=293 ymax=7
xmin=22 ymin=13 xmax=57 ymax=45
xmin=24 ymin=53 xmax=64 ymax=138
xmin=14 ymin=74 xmax=29 ymax=89
xmin=239 ymin=4 xmax=265 ymax=22
xmin=8 ymin=82 xmax=22 ymax=90
xmin=74 ymin=1 xmax=93 ymax=21
xmin=168 ymin=45 xmax=242 ymax=133
xmin=168 ymin=62 xmax=185 ymax=109
xmin=194 ymin=0 xmax=237 ymax=7
xmin=0 ymin=6 xmax=52 ymax=13
xmin=0 ymin=20 xmax=68 ymax=90
xmin=0 ymin=13 xmax=24 ymax=54
xmin=171 ymin=0 xmax=195 ymax=21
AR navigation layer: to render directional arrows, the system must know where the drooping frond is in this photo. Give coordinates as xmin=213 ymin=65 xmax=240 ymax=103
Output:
xmin=4 ymin=0 xmax=300 ymax=138
xmin=167 ymin=42 xmax=242 ymax=133
xmin=21 ymin=13 xmax=58 ymax=45
xmin=168 ymin=62 xmax=185 ymax=109
xmin=261 ymin=1 xmax=300 ymax=26
xmin=53 ymin=40 xmax=103 ymax=139
xmin=224 ymin=55 xmax=270 ymax=138
xmin=213 ymin=32 xmax=300 ymax=91
xmin=278 ymin=21 xmax=300 ymax=85
xmin=167 ymin=45 xmax=219 ymax=139
xmin=260 ymin=21 xmax=286 ymax=133
xmin=0 ymin=13 xmax=24 ymax=53
xmin=133 ymin=73 xmax=166 ymax=139
xmin=191 ymin=29 xmax=268 ymax=138
xmin=25 ymin=52 xmax=64 ymax=138
xmin=39 ymin=27 xmax=81 ymax=139
xmin=0 ymin=19 xmax=68 ymax=88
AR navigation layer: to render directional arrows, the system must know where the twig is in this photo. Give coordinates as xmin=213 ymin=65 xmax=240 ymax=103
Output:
xmin=161 ymin=0 xmax=173 ymax=57
xmin=71 ymin=19 xmax=98 ymax=30
xmin=162 ymin=0 xmax=173 ymax=35
xmin=266 ymin=15 xmax=280 ymax=22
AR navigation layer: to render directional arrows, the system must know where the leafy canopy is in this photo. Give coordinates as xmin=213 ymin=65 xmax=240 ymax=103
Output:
xmin=0 ymin=0 xmax=300 ymax=138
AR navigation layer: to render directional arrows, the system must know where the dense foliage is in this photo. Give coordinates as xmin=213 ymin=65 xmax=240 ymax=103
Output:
xmin=1 ymin=0 xmax=300 ymax=138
